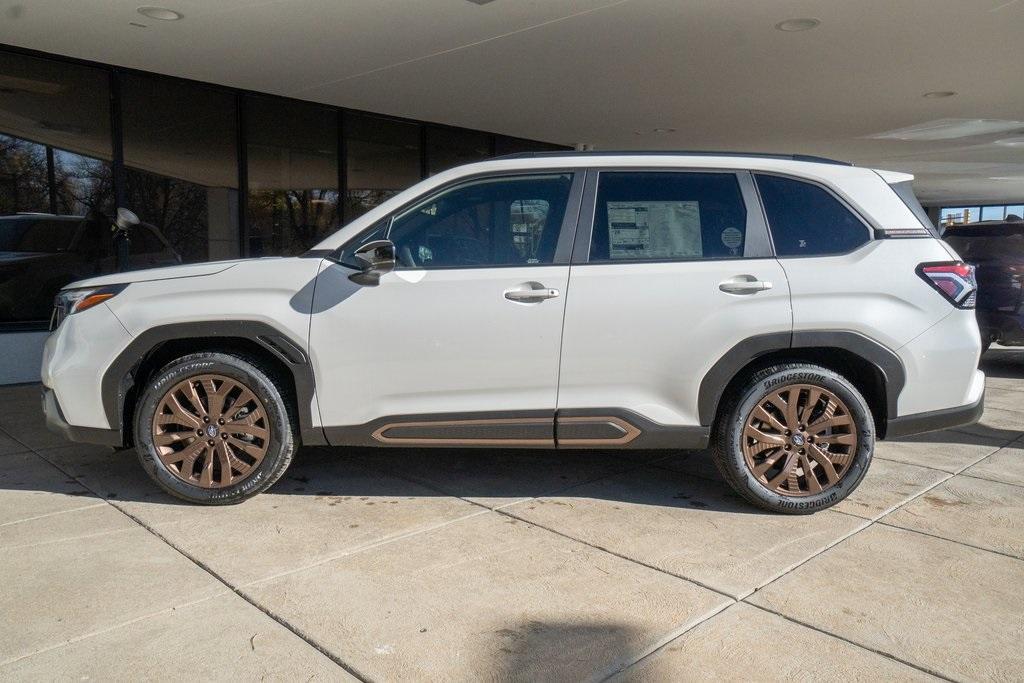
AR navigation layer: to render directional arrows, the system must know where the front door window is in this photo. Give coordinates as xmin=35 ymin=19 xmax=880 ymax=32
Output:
xmin=387 ymin=174 xmax=574 ymax=269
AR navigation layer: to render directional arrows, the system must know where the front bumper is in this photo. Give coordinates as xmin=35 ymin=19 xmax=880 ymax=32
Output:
xmin=42 ymin=387 xmax=123 ymax=448
xmin=885 ymin=391 xmax=985 ymax=439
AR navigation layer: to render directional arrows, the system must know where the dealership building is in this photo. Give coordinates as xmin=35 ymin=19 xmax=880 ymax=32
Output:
xmin=1 ymin=1 xmax=1022 ymax=383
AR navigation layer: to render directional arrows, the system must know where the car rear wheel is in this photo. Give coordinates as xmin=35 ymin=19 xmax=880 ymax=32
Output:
xmin=712 ymin=363 xmax=874 ymax=514
xmin=134 ymin=352 xmax=296 ymax=504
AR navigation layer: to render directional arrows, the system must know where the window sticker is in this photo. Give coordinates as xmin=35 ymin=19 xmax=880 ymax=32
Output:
xmin=720 ymin=226 xmax=744 ymax=255
xmin=607 ymin=201 xmax=701 ymax=259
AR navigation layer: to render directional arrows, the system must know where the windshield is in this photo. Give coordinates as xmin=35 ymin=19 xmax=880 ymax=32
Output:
xmin=0 ymin=218 xmax=80 ymax=253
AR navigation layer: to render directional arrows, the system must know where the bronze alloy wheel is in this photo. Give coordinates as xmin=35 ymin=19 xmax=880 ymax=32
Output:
xmin=741 ymin=383 xmax=858 ymax=497
xmin=151 ymin=374 xmax=270 ymax=489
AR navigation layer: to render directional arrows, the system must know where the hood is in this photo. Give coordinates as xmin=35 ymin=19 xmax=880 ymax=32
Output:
xmin=64 ymin=258 xmax=267 ymax=289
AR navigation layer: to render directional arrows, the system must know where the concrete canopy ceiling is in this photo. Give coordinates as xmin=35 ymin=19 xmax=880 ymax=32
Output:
xmin=2 ymin=0 xmax=1023 ymax=205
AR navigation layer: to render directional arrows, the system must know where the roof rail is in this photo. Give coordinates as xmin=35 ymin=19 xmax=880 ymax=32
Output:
xmin=492 ymin=150 xmax=852 ymax=166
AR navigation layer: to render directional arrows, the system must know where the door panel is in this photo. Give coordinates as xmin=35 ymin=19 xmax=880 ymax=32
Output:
xmin=556 ymin=259 xmax=791 ymax=426
xmin=310 ymin=170 xmax=582 ymax=438
xmin=310 ymin=264 xmax=570 ymax=431
xmin=557 ymin=169 xmax=791 ymax=428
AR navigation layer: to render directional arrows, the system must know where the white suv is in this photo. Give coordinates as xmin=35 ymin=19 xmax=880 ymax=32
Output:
xmin=41 ymin=152 xmax=985 ymax=513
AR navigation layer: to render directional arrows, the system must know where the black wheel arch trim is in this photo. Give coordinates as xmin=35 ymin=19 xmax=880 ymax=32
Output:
xmin=885 ymin=393 xmax=983 ymax=438
xmin=101 ymin=321 xmax=325 ymax=448
xmin=697 ymin=330 xmax=906 ymax=427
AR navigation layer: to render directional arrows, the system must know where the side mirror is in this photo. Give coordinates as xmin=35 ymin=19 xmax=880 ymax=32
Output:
xmin=115 ymin=207 xmax=140 ymax=230
xmin=349 ymin=239 xmax=396 ymax=286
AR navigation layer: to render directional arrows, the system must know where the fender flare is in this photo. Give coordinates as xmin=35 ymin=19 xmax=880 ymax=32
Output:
xmin=101 ymin=321 xmax=324 ymax=447
xmin=696 ymin=330 xmax=905 ymax=426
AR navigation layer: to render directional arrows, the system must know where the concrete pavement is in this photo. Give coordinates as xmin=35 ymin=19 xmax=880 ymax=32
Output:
xmin=1 ymin=349 xmax=1022 ymax=681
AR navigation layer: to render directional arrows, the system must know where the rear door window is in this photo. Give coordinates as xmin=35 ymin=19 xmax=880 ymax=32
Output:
xmin=755 ymin=174 xmax=870 ymax=257
xmin=588 ymin=172 xmax=750 ymax=262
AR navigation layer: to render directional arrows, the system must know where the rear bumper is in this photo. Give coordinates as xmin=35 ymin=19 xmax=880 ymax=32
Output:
xmin=42 ymin=387 xmax=123 ymax=448
xmin=885 ymin=392 xmax=985 ymax=439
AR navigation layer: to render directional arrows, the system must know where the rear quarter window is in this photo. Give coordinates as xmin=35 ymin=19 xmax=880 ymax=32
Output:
xmin=889 ymin=180 xmax=939 ymax=236
xmin=755 ymin=174 xmax=870 ymax=257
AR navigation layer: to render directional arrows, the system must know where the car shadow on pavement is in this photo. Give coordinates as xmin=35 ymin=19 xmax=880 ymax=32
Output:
xmin=980 ymin=347 xmax=1024 ymax=379
xmin=12 ymin=442 xmax=773 ymax=515
xmin=887 ymin=427 xmax=1022 ymax=446
xmin=257 ymin=446 xmax=775 ymax=516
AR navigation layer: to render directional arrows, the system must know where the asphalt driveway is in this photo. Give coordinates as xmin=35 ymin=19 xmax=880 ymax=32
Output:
xmin=1 ymin=349 xmax=1022 ymax=681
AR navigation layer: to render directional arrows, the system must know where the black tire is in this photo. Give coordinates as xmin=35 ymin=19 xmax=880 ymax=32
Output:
xmin=712 ymin=363 xmax=874 ymax=514
xmin=134 ymin=351 xmax=296 ymax=504
xmin=980 ymin=339 xmax=991 ymax=356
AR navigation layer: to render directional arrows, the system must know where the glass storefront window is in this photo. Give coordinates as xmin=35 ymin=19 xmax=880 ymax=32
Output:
xmin=246 ymin=96 xmax=338 ymax=255
xmin=942 ymin=204 xmax=1024 ymax=227
xmin=940 ymin=207 xmax=980 ymax=226
xmin=981 ymin=205 xmax=1006 ymax=221
xmin=0 ymin=47 xmax=565 ymax=326
xmin=426 ymin=126 xmax=491 ymax=176
xmin=494 ymin=135 xmax=563 ymax=156
xmin=0 ymin=52 xmax=114 ymax=326
xmin=344 ymin=114 xmax=421 ymax=223
xmin=122 ymin=74 xmax=239 ymax=264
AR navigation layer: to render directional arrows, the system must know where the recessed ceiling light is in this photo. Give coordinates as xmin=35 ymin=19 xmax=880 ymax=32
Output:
xmin=775 ymin=18 xmax=820 ymax=32
xmin=137 ymin=6 xmax=182 ymax=21
xmin=922 ymin=91 xmax=957 ymax=98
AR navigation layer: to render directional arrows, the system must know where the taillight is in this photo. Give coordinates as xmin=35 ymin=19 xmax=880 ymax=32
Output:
xmin=916 ymin=261 xmax=977 ymax=309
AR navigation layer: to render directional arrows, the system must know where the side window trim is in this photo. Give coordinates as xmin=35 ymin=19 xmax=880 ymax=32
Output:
xmin=736 ymin=171 xmax=773 ymax=258
xmin=570 ymin=169 xmax=599 ymax=264
xmin=753 ymin=171 xmax=876 ymax=259
xmin=572 ymin=167 xmax=768 ymax=265
xmin=551 ymin=169 xmax=587 ymax=264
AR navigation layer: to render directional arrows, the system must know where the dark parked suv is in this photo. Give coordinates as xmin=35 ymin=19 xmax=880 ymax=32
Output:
xmin=0 ymin=213 xmax=180 ymax=325
xmin=944 ymin=219 xmax=1024 ymax=352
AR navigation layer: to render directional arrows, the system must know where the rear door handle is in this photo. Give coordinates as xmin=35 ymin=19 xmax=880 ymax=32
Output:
xmin=504 ymin=283 xmax=560 ymax=302
xmin=719 ymin=276 xmax=773 ymax=294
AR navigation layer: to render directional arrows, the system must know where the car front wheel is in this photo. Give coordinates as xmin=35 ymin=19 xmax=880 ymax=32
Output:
xmin=712 ymin=363 xmax=874 ymax=514
xmin=134 ymin=351 xmax=296 ymax=504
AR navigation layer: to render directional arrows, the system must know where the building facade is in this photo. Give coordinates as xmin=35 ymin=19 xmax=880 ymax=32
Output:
xmin=0 ymin=46 xmax=565 ymax=381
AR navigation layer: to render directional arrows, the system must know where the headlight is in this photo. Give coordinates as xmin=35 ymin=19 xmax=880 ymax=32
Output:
xmin=51 ymin=284 xmax=128 ymax=329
